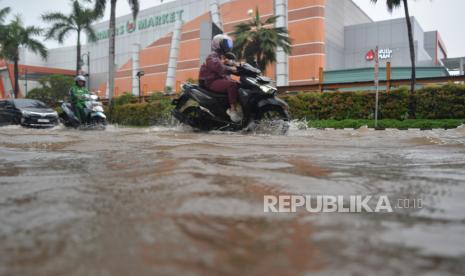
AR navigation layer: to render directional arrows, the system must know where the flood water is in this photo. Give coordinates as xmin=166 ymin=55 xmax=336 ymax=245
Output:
xmin=1 ymin=124 xmax=465 ymax=275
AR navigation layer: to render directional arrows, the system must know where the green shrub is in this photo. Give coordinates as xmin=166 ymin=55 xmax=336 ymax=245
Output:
xmin=284 ymin=84 xmax=465 ymax=120
xmin=108 ymin=84 xmax=465 ymax=127
xmin=113 ymin=93 xmax=138 ymax=106
xmin=148 ymin=92 xmax=167 ymax=102
xmin=416 ymin=83 xmax=465 ymax=119
xmin=111 ymin=99 xmax=173 ymax=126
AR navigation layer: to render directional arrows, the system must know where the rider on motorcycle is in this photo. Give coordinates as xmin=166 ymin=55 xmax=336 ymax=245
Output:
xmin=70 ymin=75 xmax=90 ymax=122
xmin=199 ymin=34 xmax=243 ymax=122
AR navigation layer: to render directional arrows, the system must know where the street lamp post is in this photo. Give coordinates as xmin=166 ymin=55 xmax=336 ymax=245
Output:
xmin=81 ymin=52 xmax=90 ymax=90
xmin=24 ymin=69 xmax=28 ymax=96
xmin=136 ymin=71 xmax=145 ymax=101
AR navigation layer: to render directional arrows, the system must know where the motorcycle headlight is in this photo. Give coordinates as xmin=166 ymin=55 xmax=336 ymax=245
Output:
xmin=93 ymin=105 xmax=104 ymax=112
xmin=260 ymin=85 xmax=277 ymax=94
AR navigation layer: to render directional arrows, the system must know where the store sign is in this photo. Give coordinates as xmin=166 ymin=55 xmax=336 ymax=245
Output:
xmin=94 ymin=10 xmax=184 ymax=41
xmin=366 ymin=48 xmax=393 ymax=61
xmin=378 ymin=48 xmax=393 ymax=59
xmin=366 ymin=49 xmax=375 ymax=61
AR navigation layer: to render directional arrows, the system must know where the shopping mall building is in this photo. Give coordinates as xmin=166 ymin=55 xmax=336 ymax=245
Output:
xmin=0 ymin=0 xmax=459 ymax=99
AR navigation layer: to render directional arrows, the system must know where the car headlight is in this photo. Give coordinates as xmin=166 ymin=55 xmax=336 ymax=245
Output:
xmin=21 ymin=110 xmax=33 ymax=116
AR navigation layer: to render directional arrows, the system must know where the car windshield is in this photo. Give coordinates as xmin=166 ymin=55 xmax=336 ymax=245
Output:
xmin=13 ymin=100 xmax=48 ymax=108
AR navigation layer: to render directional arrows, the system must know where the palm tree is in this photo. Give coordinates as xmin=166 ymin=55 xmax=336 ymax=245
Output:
xmin=93 ymin=0 xmax=139 ymax=101
xmin=232 ymin=8 xmax=291 ymax=73
xmin=42 ymin=0 xmax=99 ymax=75
xmin=371 ymin=0 xmax=416 ymax=118
xmin=0 ymin=16 xmax=47 ymax=98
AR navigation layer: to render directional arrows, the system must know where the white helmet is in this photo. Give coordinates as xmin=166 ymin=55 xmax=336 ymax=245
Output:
xmin=211 ymin=34 xmax=233 ymax=54
xmin=75 ymin=75 xmax=86 ymax=82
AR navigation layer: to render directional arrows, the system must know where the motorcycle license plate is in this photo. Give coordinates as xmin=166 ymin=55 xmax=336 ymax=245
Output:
xmin=38 ymin=119 xmax=50 ymax=123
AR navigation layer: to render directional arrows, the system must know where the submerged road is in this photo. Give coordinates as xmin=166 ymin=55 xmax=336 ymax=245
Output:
xmin=1 ymin=125 xmax=465 ymax=275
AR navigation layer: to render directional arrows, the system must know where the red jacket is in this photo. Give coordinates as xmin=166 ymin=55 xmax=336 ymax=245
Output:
xmin=199 ymin=52 xmax=234 ymax=87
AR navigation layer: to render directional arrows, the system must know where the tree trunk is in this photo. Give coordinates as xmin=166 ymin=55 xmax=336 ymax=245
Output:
xmin=108 ymin=0 xmax=117 ymax=101
xmin=256 ymin=51 xmax=263 ymax=72
xmin=76 ymin=28 xmax=81 ymax=75
xmin=13 ymin=55 xmax=19 ymax=99
xmin=403 ymin=0 xmax=416 ymax=118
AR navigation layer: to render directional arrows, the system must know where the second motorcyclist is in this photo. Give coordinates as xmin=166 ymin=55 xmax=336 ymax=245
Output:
xmin=70 ymin=75 xmax=90 ymax=122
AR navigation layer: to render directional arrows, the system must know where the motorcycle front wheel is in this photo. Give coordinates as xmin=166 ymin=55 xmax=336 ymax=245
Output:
xmin=257 ymin=105 xmax=290 ymax=135
xmin=90 ymin=117 xmax=107 ymax=130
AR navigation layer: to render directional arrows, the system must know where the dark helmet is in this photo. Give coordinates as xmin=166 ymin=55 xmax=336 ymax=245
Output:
xmin=212 ymin=34 xmax=233 ymax=54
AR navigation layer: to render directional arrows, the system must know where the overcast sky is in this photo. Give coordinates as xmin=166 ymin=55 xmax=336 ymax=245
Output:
xmin=0 ymin=0 xmax=464 ymax=57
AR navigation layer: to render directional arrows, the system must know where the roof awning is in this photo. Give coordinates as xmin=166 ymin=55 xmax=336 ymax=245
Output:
xmin=442 ymin=57 xmax=465 ymax=72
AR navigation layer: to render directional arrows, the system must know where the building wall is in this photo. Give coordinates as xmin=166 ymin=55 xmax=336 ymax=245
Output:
xmin=343 ymin=17 xmax=435 ymax=70
xmin=424 ymin=31 xmax=437 ymax=64
xmin=325 ymin=0 xmax=372 ymax=70
xmin=286 ymin=0 xmax=326 ymax=85
xmin=19 ymin=45 xmax=79 ymax=71
xmin=0 ymin=70 xmax=13 ymax=98
xmin=424 ymin=31 xmax=448 ymax=66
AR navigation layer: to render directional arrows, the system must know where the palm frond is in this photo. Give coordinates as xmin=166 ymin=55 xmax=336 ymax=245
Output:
xmin=56 ymin=26 xmax=74 ymax=43
xmin=84 ymin=24 xmax=98 ymax=42
xmin=24 ymin=38 xmax=48 ymax=59
xmin=0 ymin=7 xmax=11 ymax=23
xmin=41 ymin=12 xmax=69 ymax=23
xmin=264 ymin=15 xmax=278 ymax=25
xmin=371 ymin=0 xmax=402 ymax=13
xmin=128 ymin=0 xmax=140 ymax=20
xmin=44 ymin=22 xmax=71 ymax=40
xmin=24 ymin=26 xmax=44 ymax=37
xmin=93 ymin=0 xmax=107 ymax=17
xmin=72 ymin=0 xmax=83 ymax=19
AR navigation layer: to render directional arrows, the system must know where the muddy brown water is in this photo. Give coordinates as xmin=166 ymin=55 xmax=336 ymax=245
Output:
xmin=1 ymin=124 xmax=465 ymax=275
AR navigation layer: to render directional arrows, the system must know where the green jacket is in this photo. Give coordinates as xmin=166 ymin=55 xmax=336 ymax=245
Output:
xmin=70 ymin=85 xmax=89 ymax=107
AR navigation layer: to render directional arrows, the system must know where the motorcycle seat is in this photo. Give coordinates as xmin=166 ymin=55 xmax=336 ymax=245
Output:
xmin=193 ymin=85 xmax=228 ymax=99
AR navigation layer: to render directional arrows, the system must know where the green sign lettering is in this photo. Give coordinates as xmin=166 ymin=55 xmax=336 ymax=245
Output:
xmin=93 ymin=9 xmax=184 ymax=42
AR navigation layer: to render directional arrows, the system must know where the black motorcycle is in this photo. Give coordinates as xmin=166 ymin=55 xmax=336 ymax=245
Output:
xmin=171 ymin=63 xmax=290 ymax=133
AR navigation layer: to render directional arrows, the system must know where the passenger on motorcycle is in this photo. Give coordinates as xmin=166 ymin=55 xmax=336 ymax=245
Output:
xmin=198 ymin=34 xmax=243 ymax=122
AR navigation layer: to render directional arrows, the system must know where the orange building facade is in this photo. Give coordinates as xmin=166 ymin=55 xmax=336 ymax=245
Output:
xmin=97 ymin=0 xmax=328 ymax=97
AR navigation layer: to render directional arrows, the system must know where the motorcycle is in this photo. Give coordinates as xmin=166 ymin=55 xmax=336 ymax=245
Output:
xmin=171 ymin=63 xmax=290 ymax=133
xmin=60 ymin=94 xmax=107 ymax=129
